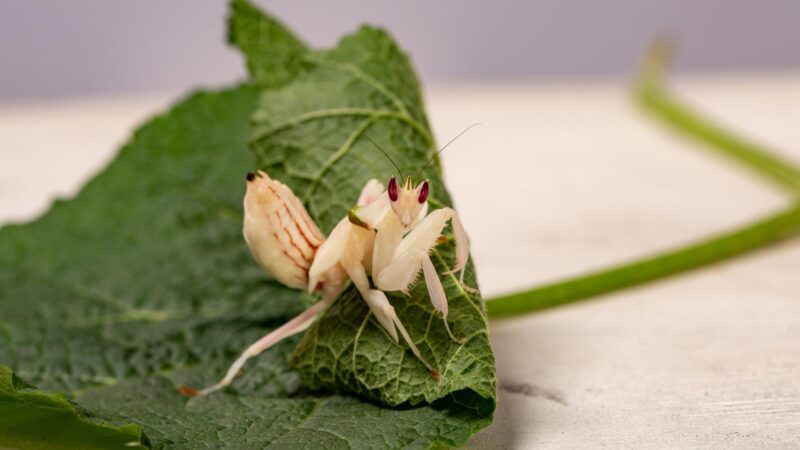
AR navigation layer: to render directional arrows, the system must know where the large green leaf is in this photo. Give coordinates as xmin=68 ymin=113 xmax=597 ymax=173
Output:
xmin=228 ymin=0 xmax=309 ymax=89
xmin=0 ymin=1 xmax=495 ymax=447
xmin=0 ymin=366 xmax=148 ymax=450
xmin=244 ymin=23 xmax=495 ymax=409
xmin=0 ymin=85 xmax=490 ymax=449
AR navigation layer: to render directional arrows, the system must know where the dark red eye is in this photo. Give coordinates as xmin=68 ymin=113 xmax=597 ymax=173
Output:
xmin=388 ymin=176 xmax=398 ymax=201
xmin=418 ymin=180 xmax=429 ymax=203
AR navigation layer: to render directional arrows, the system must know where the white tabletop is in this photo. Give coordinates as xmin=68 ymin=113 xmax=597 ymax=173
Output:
xmin=2 ymin=73 xmax=799 ymax=448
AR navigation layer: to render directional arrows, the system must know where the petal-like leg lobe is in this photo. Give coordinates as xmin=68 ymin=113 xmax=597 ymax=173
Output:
xmin=308 ymin=218 xmax=351 ymax=292
xmin=357 ymin=179 xmax=385 ymax=207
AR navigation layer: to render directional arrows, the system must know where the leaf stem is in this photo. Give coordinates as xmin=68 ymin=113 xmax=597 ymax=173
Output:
xmin=486 ymin=43 xmax=800 ymax=319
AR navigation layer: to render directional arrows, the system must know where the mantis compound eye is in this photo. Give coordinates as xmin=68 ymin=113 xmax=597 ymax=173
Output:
xmin=388 ymin=176 xmax=399 ymax=201
xmin=418 ymin=180 xmax=429 ymax=203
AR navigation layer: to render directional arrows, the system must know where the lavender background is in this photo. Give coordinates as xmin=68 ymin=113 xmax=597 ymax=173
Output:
xmin=2 ymin=0 xmax=799 ymax=99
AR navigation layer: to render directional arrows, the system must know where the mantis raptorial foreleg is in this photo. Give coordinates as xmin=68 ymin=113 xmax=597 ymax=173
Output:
xmin=332 ymin=206 xmax=438 ymax=374
xmin=340 ymin=252 xmax=438 ymax=376
xmin=374 ymin=207 xmax=470 ymax=344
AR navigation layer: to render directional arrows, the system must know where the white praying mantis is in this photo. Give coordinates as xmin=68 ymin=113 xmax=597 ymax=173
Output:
xmin=189 ymin=131 xmax=476 ymax=397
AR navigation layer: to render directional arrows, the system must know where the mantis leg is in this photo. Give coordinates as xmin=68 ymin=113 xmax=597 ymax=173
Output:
xmin=307 ymin=177 xmax=385 ymax=292
xmin=357 ymin=178 xmax=385 ymax=207
xmin=396 ymin=207 xmax=471 ymax=285
xmin=190 ymin=294 xmax=336 ymax=396
xmin=362 ymin=287 xmax=438 ymax=378
xmin=375 ymin=207 xmax=477 ymax=343
xmin=375 ymin=248 xmax=466 ymax=344
xmin=338 ymin=236 xmax=438 ymax=377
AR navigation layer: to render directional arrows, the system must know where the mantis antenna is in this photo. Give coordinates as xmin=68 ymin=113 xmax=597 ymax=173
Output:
xmin=415 ymin=123 xmax=481 ymax=180
xmin=364 ymin=135 xmax=405 ymax=180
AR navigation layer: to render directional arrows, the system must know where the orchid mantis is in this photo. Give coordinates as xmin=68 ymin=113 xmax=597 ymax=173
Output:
xmin=192 ymin=156 xmax=473 ymax=396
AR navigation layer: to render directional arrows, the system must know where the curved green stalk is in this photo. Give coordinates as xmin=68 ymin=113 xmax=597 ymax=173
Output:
xmin=637 ymin=89 xmax=800 ymax=194
xmin=636 ymin=46 xmax=800 ymax=195
xmin=487 ymin=205 xmax=800 ymax=318
xmin=486 ymin=43 xmax=800 ymax=318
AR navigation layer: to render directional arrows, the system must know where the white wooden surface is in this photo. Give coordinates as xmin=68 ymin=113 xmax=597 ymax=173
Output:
xmin=2 ymin=74 xmax=800 ymax=449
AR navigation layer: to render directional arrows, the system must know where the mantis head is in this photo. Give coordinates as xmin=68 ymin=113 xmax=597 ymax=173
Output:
xmin=387 ymin=175 xmax=429 ymax=227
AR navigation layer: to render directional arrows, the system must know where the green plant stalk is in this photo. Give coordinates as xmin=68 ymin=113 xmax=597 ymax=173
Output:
xmin=486 ymin=55 xmax=800 ymax=319
xmin=638 ymin=80 xmax=800 ymax=195
xmin=486 ymin=204 xmax=800 ymax=318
